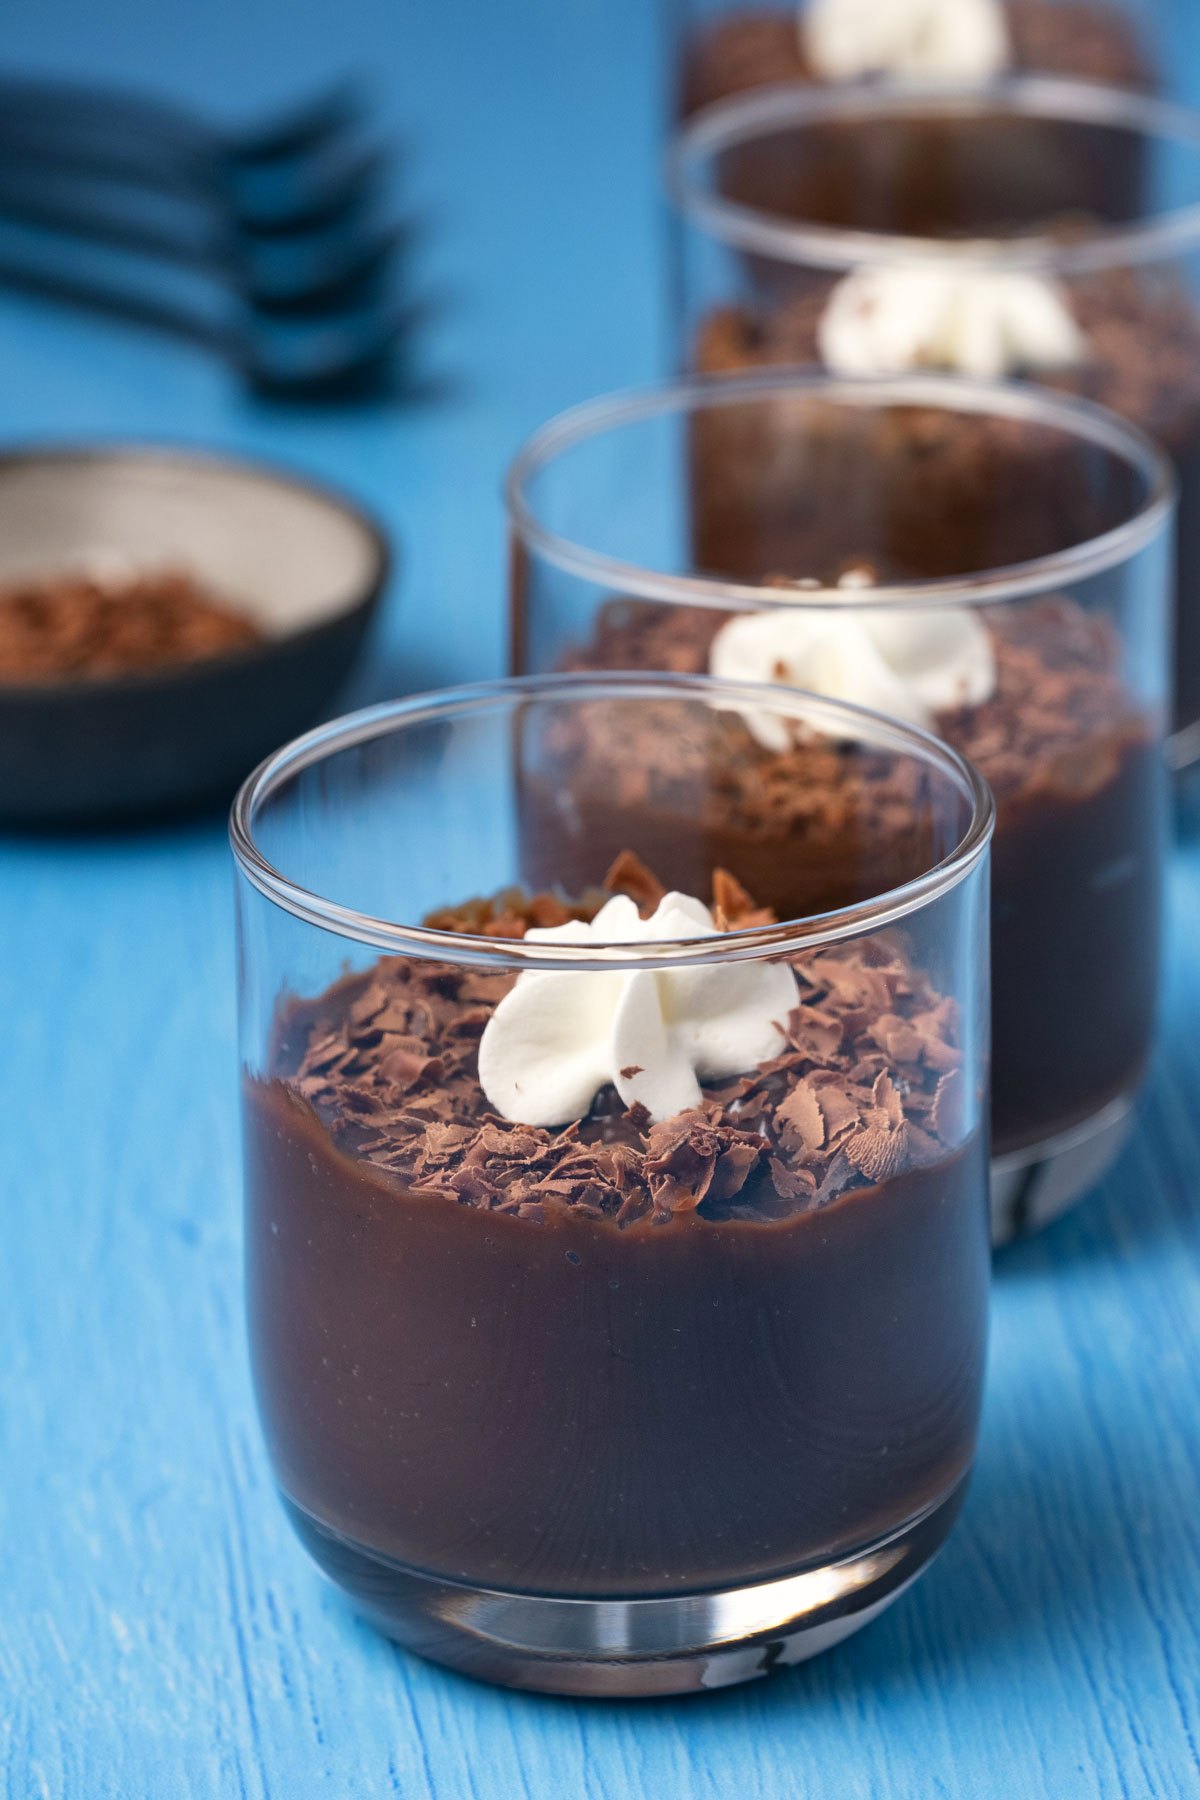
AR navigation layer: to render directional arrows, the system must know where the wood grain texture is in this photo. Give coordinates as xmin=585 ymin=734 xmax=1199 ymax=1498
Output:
xmin=1 ymin=0 xmax=1199 ymax=1794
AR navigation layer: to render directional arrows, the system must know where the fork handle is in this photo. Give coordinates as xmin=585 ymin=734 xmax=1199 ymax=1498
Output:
xmin=0 ymin=230 xmax=228 ymax=351
xmin=0 ymin=76 xmax=358 ymax=167
xmin=0 ymin=114 xmax=211 ymax=202
xmin=0 ymin=168 xmax=224 ymax=270
xmin=0 ymin=117 xmax=384 ymax=240
xmin=0 ymin=78 xmax=217 ymax=170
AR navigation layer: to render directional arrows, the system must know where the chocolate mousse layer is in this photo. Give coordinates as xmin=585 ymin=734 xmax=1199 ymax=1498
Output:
xmin=681 ymin=2 xmax=1151 ymax=118
xmin=552 ymin=601 xmax=1162 ymax=1158
xmin=245 ymin=865 xmax=988 ymax=1599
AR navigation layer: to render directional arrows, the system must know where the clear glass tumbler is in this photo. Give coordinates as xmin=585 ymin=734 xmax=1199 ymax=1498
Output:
xmin=232 ymin=672 xmax=992 ymax=1697
xmin=668 ymin=79 xmax=1200 ymax=757
xmin=673 ymin=0 xmax=1174 ymax=119
xmin=507 ymin=373 xmax=1174 ymax=1240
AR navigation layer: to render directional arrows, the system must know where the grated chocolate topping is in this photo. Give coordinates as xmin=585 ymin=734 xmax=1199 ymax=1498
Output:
xmin=563 ymin=592 xmax=1153 ymax=817
xmin=271 ymin=855 xmax=968 ymax=1226
xmin=694 ymin=265 xmax=1200 ymax=457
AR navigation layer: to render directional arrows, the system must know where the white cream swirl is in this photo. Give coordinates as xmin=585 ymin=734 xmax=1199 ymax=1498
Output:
xmin=818 ymin=264 xmax=1088 ymax=381
xmin=710 ymin=587 xmax=996 ymax=750
xmin=803 ymin=0 xmax=1011 ymax=82
xmin=477 ymin=893 xmax=797 ymax=1127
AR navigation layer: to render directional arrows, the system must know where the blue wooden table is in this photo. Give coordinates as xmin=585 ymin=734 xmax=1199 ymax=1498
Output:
xmin=2 ymin=1 xmax=1199 ymax=1794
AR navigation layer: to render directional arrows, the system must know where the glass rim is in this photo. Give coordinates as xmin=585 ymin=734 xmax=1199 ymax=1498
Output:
xmin=230 ymin=672 xmax=994 ymax=969
xmin=668 ymin=75 xmax=1200 ymax=276
xmin=505 ymin=369 xmax=1175 ymax=612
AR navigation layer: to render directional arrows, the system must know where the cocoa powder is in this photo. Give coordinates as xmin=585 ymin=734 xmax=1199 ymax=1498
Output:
xmin=0 ymin=567 xmax=263 ymax=683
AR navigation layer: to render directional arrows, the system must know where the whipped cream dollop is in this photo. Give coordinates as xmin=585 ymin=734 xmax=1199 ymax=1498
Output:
xmin=803 ymin=0 xmax=1011 ymax=82
xmin=818 ymin=264 xmax=1088 ymax=381
xmin=477 ymin=892 xmax=797 ymax=1127
xmin=710 ymin=579 xmax=996 ymax=749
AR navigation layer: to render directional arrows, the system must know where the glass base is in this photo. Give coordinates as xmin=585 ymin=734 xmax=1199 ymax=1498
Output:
xmin=1168 ymin=720 xmax=1200 ymax=772
xmin=282 ymin=1480 xmax=968 ymax=1697
xmin=990 ymin=1092 xmax=1135 ymax=1245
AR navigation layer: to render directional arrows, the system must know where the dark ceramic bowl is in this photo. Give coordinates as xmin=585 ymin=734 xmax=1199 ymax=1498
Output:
xmin=0 ymin=444 xmax=390 ymax=824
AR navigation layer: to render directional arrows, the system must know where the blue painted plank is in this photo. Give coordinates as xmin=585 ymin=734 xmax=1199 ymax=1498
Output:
xmin=0 ymin=0 xmax=1199 ymax=1795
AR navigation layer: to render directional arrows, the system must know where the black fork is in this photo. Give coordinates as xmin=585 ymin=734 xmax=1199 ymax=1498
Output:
xmin=0 ymin=76 xmax=419 ymax=396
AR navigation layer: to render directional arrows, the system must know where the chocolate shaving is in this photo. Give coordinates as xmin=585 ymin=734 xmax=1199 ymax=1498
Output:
xmin=603 ymin=850 xmax=666 ymax=915
xmin=712 ymin=866 xmax=775 ymax=931
xmin=843 ymin=1073 xmax=910 ymax=1182
xmin=768 ymin=1157 xmax=818 ymax=1203
xmin=424 ymin=888 xmax=602 ymax=940
xmin=775 ymin=1081 xmax=827 ymax=1157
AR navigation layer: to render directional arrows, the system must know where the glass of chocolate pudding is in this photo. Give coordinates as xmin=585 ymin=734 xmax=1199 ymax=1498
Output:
xmin=507 ymin=373 xmax=1174 ymax=1240
xmin=676 ymin=0 xmax=1164 ymax=119
xmin=668 ymin=79 xmax=1200 ymax=757
xmin=232 ymin=672 xmax=993 ymax=1697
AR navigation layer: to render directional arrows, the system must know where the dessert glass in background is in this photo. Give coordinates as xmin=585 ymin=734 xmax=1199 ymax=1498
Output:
xmin=232 ymin=672 xmax=993 ymax=1697
xmin=507 ymin=373 xmax=1174 ymax=1241
xmin=676 ymin=0 xmax=1162 ymax=117
xmin=668 ymin=80 xmax=1200 ymax=759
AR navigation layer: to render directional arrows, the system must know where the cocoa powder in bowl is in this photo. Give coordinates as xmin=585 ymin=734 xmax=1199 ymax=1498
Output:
xmin=0 ymin=567 xmax=263 ymax=683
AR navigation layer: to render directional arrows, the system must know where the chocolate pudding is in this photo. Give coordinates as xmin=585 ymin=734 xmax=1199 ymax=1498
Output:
xmin=694 ymin=272 xmax=1200 ymax=735
xmin=681 ymin=2 xmax=1151 ymax=118
xmin=245 ymin=863 xmax=988 ymax=1603
xmin=552 ymin=598 xmax=1162 ymax=1160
